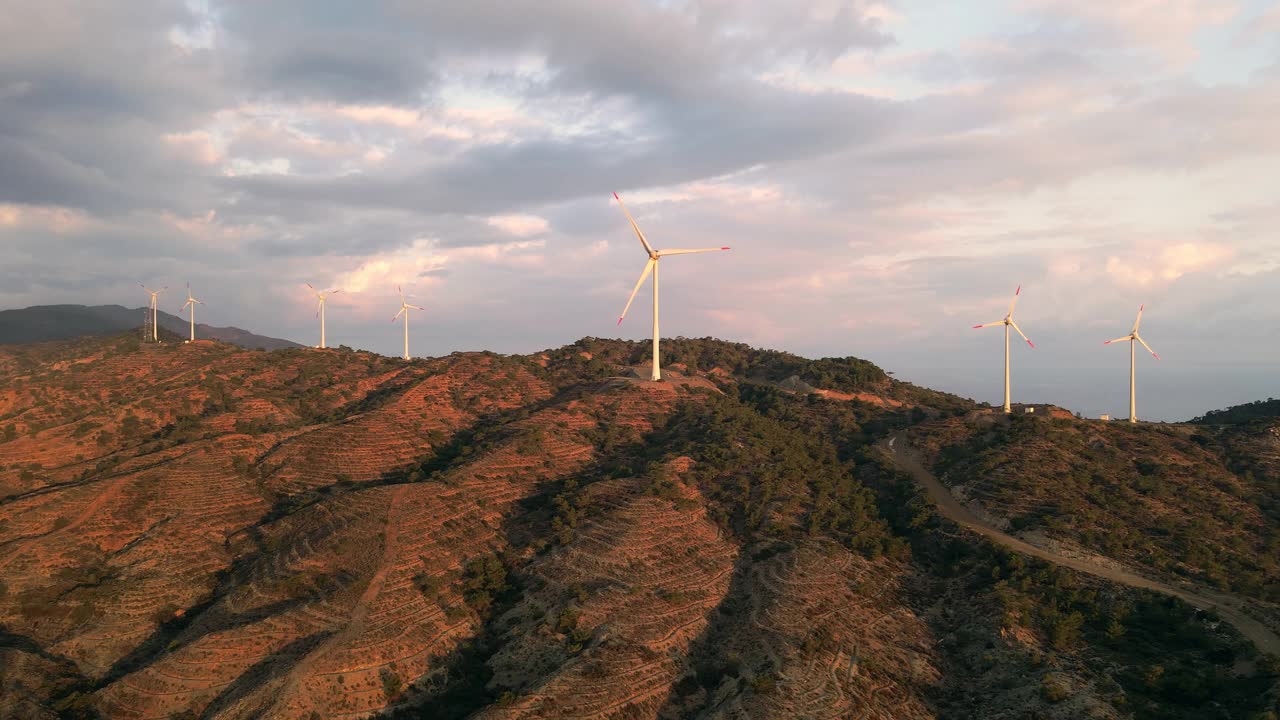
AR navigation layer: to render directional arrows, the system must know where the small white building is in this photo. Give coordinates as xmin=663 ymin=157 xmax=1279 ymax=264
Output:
xmin=1099 ymin=414 xmax=1111 ymax=421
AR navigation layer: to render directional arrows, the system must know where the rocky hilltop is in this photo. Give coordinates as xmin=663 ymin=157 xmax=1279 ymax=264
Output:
xmin=0 ymin=334 xmax=1276 ymax=719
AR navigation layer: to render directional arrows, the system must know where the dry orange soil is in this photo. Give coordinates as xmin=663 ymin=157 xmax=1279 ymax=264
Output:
xmin=0 ymin=337 xmax=938 ymax=719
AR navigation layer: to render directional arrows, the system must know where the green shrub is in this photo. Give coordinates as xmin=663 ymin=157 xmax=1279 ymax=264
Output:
xmin=461 ymin=555 xmax=508 ymax=613
xmin=749 ymin=673 xmax=777 ymax=695
xmin=1040 ymin=673 xmax=1071 ymax=703
xmin=380 ymin=668 xmax=403 ymax=699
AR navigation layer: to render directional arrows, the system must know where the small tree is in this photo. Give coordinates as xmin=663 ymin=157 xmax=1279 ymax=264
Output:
xmin=379 ymin=668 xmax=403 ymax=699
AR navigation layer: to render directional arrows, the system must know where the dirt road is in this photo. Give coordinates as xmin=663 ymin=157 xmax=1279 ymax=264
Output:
xmin=884 ymin=435 xmax=1280 ymax=657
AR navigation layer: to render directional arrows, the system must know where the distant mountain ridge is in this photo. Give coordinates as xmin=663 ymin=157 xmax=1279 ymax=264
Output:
xmin=0 ymin=304 xmax=303 ymax=350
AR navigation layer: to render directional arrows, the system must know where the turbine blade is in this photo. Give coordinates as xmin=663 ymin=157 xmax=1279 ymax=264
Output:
xmin=328 ymin=289 xmax=341 ymax=295
xmin=656 ymin=247 xmax=731 ymax=256
xmin=1136 ymin=335 xmax=1159 ymax=359
xmin=618 ymin=258 xmax=656 ymax=325
xmin=1010 ymin=319 xmax=1034 ymax=348
xmin=306 ymin=282 xmax=315 ymax=290
xmin=408 ymin=304 xmax=424 ymax=310
xmin=393 ymin=307 xmax=406 ymax=321
xmin=613 ymin=193 xmax=656 ymax=256
xmin=972 ymin=321 xmax=1004 ymax=329
xmin=1104 ymin=336 xmax=1132 ymax=345
xmin=1007 ymin=285 xmax=1021 ymax=317
xmin=1133 ymin=303 xmax=1144 ymax=333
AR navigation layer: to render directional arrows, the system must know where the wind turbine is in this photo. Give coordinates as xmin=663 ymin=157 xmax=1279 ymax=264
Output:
xmin=391 ymin=285 xmax=424 ymax=361
xmin=614 ymin=192 xmax=730 ymax=382
xmin=139 ymin=283 xmax=166 ymax=342
xmin=179 ymin=283 xmax=204 ymax=343
xmin=306 ymin=283 xmax=341 ymax=349
xmin=972 ymin=285 xmax=1035 ymax=413
xmin=1104 ymin=304 xmax=1159 ymax=424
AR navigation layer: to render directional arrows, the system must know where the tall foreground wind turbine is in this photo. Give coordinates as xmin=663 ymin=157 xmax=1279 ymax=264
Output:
xmin=972 ymin=286 xmax=1035 ymax=413
xmin=307 ymin=283 xmax=341 ymax=349
xmin=614 ymin=192 xmax=730 ymax=382
xmin=139 ymin=283 xmax=166 ymax=342
xmin=392 ymin=286 xmax=424 ymax=361
xmin=179 ymin=283 xmax=204 ymax=343
xmin=1105 ymin=304 xmax=1160 ymax=424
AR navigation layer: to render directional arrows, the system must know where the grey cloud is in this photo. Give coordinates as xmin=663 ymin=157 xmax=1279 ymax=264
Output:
xmin=244 ymin=210 xmax=541 ymax=257
xmin=211 ymin=0 xmax=898 ymax=218
xmin=217 ymin=1 xmax=438 ymax=104
xmin=1 ymin=1 xmax=1277 ymax=421
xmin=222 ymin=87 xmax=895 ymax=219
xmin=0 ymin=2 xmax=227 ymax=215
xmin=406 ymin=0 xmax=892 ymax=94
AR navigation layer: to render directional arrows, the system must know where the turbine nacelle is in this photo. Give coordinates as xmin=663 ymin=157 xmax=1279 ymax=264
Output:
xmin=139 ymin=282 xmax=168 ymax=301
xmin=972 ymin=286 xmax=1034 ymax=348
xmin=392 ymin=284 xmax=424 ymax=320
xmin=181 ymin=283 xmax=204 ymax=311
xmin=614 ymin=193 xmax=730 ymax=326
xmin=1104 ymin=305 xmax=1160 ymax=360
xmin=306 ymin=283 xmax=341 ymax=316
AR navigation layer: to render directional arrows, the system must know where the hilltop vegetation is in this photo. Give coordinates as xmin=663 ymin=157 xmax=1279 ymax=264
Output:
xmin=0 ymin=332 xmax=1275 ymax=719
xmin=1193 ymin=398 xmax=1280 ymax=426
xmin=546 ymin=336 xmax=974 ymax=412
xmin=909 ymin=412 xmax=1280 ymax=603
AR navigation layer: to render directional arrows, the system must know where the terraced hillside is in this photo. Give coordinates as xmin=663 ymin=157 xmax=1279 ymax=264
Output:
xmin=0 ymin=334 xmax=1276 ymax=719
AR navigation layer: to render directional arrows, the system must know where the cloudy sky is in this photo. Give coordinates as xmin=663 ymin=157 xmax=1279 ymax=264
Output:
xmin=2 ymin=1 xmax=1277 ymax=420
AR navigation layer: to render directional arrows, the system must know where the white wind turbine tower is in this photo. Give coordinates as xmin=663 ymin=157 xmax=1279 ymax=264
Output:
xmin=614 ymin=192 xmax=730 ymax=382
xmin=1104 ymin=304 xmax=1160 ymax=424
xmin=391 ymin=285 xmax=424 ymax=361
xmin=179 ymin=283 xmax=204 ymax=343
xmin=139 ymin=283 xmax=166 ymax=342
xmin=306 ymin=283 xmax=341 ymax=349
xmin=972 ymin=285 xmax=1036 ymax=414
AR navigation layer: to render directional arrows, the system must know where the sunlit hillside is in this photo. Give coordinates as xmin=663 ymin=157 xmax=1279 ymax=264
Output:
xmin=0 ymin=334 xmax=1276 ymax=720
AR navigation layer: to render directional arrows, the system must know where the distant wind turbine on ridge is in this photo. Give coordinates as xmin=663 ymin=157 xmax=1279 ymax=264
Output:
xmin=180 ymin=283 xmax=204 ymax=343
xmin=392 ymin=285 xmax=424 ymax=361
xmin=972 ymin=285 xmax=1035 ymax=414
xmin=307 ymin=283 xmax=341 ymax=349
xmin=614 ymin=192 xmax=730 ymax=382
xmin=1105 ymin=304 xmax=1160 ymax=424
xmin=139 ymin=283 xmax=166 ymax=343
